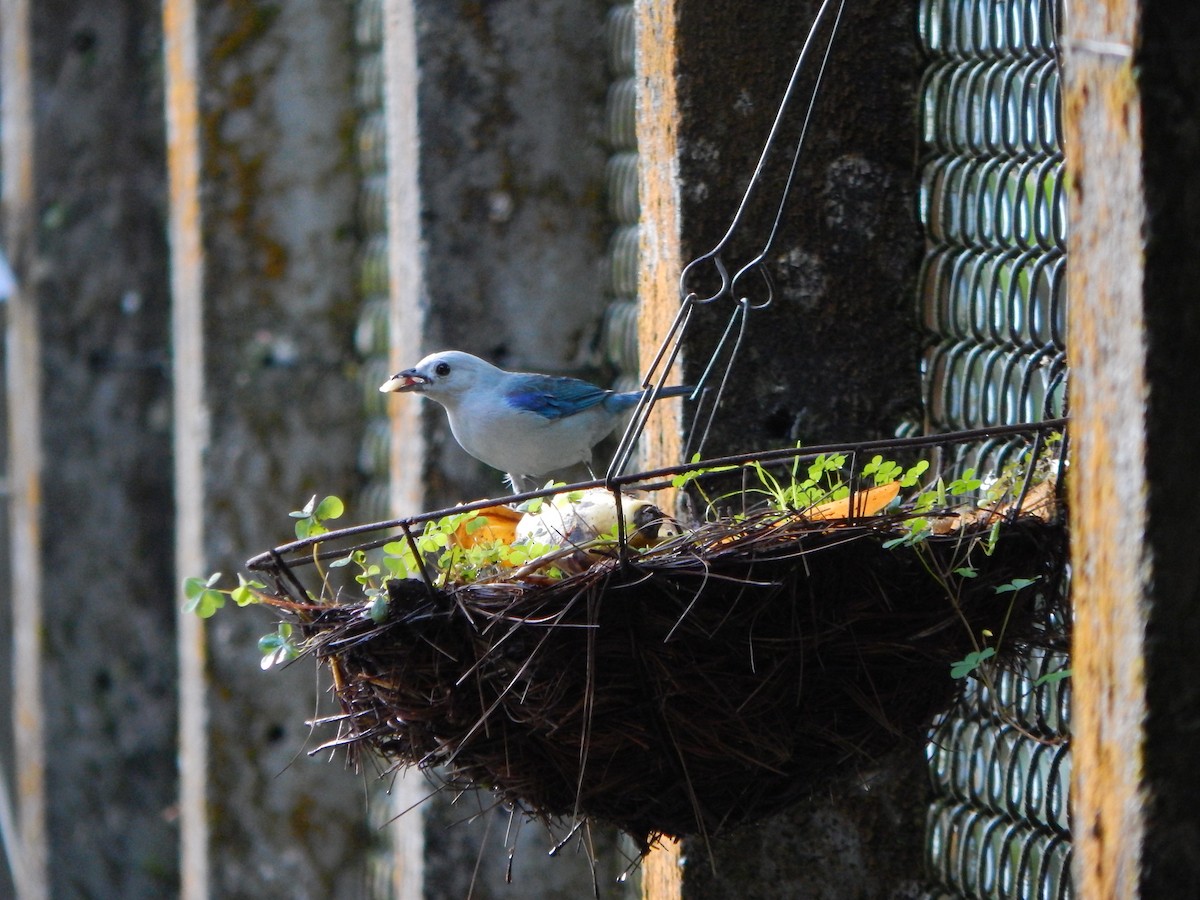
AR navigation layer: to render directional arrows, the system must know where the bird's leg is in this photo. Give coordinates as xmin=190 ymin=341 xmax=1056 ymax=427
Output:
xmin=584 ymin=452 xmax=599 ymax=482
xmin=506 ymin=472 xmax=536 ymax=494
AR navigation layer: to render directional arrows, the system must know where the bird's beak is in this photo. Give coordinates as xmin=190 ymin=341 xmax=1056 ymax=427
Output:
xmin=379 ymin=369 xmax=428 ymax=393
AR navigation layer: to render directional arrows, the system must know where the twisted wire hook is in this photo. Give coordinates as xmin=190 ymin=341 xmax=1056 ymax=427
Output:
xmin=678 ymin=0 xmax=846 ymax=308
xmin=606 ymin=0 xmax=846 ymax=479
xmin=728 ymin=0 xmax=847 ymax=310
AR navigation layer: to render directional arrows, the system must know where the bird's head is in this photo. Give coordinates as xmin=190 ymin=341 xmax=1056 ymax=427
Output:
xmin=379 ymin=350 xmax=497 ymax=401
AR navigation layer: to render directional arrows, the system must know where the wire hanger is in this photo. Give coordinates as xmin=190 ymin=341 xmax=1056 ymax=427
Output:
xmin=606 ymin=0 xmax=848 ymax=482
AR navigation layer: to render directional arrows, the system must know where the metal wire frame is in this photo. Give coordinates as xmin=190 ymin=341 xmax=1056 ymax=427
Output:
xmin=246 ymin=0 xmax=1071 ymax=616
xmin=921 ymin=155 xmax=1065 ymax=252
xmin=919 ymin=0 xmax=1060 ymax=60
xmin=917 ymin=0 xmax=1065 ymax=440
xmin=916 ymin=1 xmax=1069 ymax=897
xmin=925 ymin=798 xmax=1072 ymax=900
xmin=674 ymin=0 xmax=847 ymax=308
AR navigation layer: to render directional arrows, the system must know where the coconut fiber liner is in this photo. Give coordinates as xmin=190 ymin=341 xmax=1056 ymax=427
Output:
xmin=268 ymin=509 xmax=1065 ymax=851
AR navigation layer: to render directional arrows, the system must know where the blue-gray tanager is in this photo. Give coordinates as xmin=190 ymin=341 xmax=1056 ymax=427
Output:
xmin=380 ymin=350 xmax=690 ymax=486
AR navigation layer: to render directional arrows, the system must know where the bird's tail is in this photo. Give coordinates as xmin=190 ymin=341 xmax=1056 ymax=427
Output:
xmin=606 ymin=384 xmax=693 ymax=412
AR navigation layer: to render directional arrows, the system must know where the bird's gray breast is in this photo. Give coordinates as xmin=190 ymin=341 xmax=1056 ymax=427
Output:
xmin=447 ymin=398 xmax=614 ymax=475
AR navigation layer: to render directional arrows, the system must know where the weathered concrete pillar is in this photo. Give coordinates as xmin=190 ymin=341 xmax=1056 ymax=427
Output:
xmin=165 ymin=0 xmax=370 ymax=895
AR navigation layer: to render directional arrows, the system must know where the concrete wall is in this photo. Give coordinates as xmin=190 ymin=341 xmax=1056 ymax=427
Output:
xmin=669 ymin=0 xmax=924 ymax=453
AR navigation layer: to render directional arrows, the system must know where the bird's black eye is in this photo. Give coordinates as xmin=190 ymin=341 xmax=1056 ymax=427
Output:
xmin=435 ymin=362 xmax=451 ymax=377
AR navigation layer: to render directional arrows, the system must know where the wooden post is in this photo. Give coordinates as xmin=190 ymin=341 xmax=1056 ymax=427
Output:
xmin=1061 ymin=1 xmax=1147 ymax=888
xmin=380 ymin=2 xmax=429 ymax=896
xmin=163 ymin=0 xmax=209 ymax=895
xmin=1066 ymin=1 xmax=1200 ymax=895
xmin=1 ymin=0 xmax=48 ymax=896
xmin=635 ymin=0 xmax=686 ymax=477
xmin=635 ymin=1 xmax=685 ymax=895
xmin=383 ymin=0 xmax=429 ymax=520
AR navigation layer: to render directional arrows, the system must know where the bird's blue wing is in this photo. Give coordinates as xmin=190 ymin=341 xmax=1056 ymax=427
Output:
xmin=504 ymin=375 xmax=612 ymax=420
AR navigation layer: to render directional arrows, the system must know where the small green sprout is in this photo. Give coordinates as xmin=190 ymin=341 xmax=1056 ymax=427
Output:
xmin=183 ymin=572 xmax=266 ymax=619
xmin=881 ymin=522 xmax=931 ymax=549
xmin=995 ymin=576 xmax=1039 ymax=595
xmin=899 ymin=459 xmax=931 ymax=488
xmin=258 ymin=623 xmax=300 ymax=670
xmin=950 ymin=646 xmax=996 ymax=679
xmin=670 ymin=456 xmax=738 ymax=491
xmin=1033 ymin=667 xmax=1072 ymax=687
xmin=183 ymin=573 xmax=226 ymax=618
xmin=947 ymin=469 xmax=983 ymax=496
xmin=290 ymin=494 xmax=345 ymax=539
xmin=367 ymin=592 xmax=390 ymax=623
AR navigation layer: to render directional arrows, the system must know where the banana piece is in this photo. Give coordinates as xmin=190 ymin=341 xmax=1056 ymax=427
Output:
xmin=516 ymin=489 xmax=680 ymax=551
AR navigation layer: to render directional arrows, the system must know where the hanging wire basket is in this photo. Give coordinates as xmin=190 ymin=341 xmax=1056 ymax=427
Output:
xmin=245 ymin=420 xmax=1068 ymax=850
xmin=235 ymin=0 xmax=1070 ymax=854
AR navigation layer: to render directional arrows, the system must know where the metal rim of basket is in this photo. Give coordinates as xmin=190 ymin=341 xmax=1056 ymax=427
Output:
xmin=246 ymin=417 xmax=1068 ymax=604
